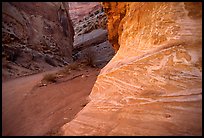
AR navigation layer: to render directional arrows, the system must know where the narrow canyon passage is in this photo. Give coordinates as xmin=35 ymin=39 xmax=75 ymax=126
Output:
xmin=2 ymin=2 xmax=114 ymax=136
xmin=2 ymin=2 xmax=202 ymax=136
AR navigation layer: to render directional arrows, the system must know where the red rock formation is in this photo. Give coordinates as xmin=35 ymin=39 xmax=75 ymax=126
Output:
xmin=60 ymin=2 xmax=202 ymax=136
xmin=73 ymin=10 xmax=107 ymax=36
xmin=69 ymin=2 xmax=107 ymax=36
xmin=102 ymin=2 xmax=126 ymax=51
xmin=69 ymin=2 xmax=100 ymax=24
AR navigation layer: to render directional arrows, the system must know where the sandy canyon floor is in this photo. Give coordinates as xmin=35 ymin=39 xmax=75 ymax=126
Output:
xmin=2 ymin=65 xmax=100 ymax=136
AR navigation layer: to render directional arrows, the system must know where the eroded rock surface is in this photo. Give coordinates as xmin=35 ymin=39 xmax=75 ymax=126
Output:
xmin=69 ymin=2 xmax=100 ymax=25
xmin=61 ymin=2 xmax=202 ymax=136
xmin=68 ymin=2 xmax=112 ymax=68
xmin=73 ymin=29 xmax=108 ymax=51
xmin=72 ymin=29 xmax=115 ymax=68
xmin=69 ymin=2 xmax=107 ymax=36
xmin=73 ymin=7 xmax=107 ymax=36
xmin=2 ymin=2 xmax=74 ymax=80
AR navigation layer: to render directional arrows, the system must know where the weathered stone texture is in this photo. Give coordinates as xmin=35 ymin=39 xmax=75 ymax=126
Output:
xmin=2 ymin=2 xmax=74 ymax=62
xmin=2 ymin=2 xmax=75 ymax=79
xmin=61 ymin=2 xmax=202 ymax=136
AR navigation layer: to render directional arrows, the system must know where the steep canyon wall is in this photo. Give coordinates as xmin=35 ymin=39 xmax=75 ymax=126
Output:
xmin=2 ymin=2 xmax=74 ymax=79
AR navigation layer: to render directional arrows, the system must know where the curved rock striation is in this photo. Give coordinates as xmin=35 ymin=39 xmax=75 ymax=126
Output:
xmin=61 ymin=2 xmax=202 ymax=136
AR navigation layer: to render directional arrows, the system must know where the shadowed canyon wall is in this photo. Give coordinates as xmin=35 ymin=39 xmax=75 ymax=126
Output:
xmin=69 ymin=2 xmax=100 ymax=25
xmin=2 ymin=2 xmax=74 ymax=79
xmin=61 ymin=2 xmax=202 ymax=136
xmin=69 ymin=2 xmax=114 ymax=68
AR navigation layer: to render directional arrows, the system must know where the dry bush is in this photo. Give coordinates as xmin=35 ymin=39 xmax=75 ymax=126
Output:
xmin=58 ymin=66 xmax=71 ymax=76
xmin=84 ymin=51 xmax=95 ymax=68
xmin=57 ymin=62 xmax=82 ymax=77
xmin=68 ymin=62 xmax=80 ymax=70
xmin=42 ymin=73 xmax=57 ymax=83
xmin=59 ymin=62 xmax=79 ymax=74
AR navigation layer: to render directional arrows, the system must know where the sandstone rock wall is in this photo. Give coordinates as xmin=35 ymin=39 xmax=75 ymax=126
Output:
xmin=102 ymin=2 xmax=127 ymax=51
xmin=74 ymin=7 xmax=107 ymax=36
xmin=69 ymin=2 xmax=107 ymax=36
xmin=69 ymin=2 xmax=100 ymax=25
xmin=72 ymin=29 xmax=115 ymax=68
xmin=61 ymin=2 xmax=202 ymax=136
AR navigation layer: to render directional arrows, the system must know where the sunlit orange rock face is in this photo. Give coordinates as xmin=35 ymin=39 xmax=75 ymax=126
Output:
xmin=61 ymin=2 xmax=202 ymax=136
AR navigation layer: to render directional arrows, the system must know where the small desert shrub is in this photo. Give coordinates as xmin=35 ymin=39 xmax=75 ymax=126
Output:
xmin=57 ymin=62 xmax=81 ymax=77
xmin=84 ymin=51 xmax=95 ymax=68
xmin=68 ymin=62 xmax=80 ymax=70
xmin=42 ymin=73 xmax=57 ymax=83
xmin=58 ymin=66 xmax=71 ymax=76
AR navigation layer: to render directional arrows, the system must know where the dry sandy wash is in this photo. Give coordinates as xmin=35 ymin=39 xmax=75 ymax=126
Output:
xmin=2 ymin=66 xmax=100 ymax=136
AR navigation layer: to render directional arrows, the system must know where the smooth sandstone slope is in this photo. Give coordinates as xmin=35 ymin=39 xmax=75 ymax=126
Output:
xmin=61 ymin=2 xmax=202 ymax=136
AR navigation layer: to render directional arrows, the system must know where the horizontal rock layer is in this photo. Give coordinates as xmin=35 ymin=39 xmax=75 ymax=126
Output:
xmin=69 ymin=2 xmax=100 ymax=25
xmin=61 ymin=2 xmax=202 ymax=136
xmin=69 ymin=2 xmax=107 ymax=36
xmin=73 ymin=7 xmax=107 ymax=36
